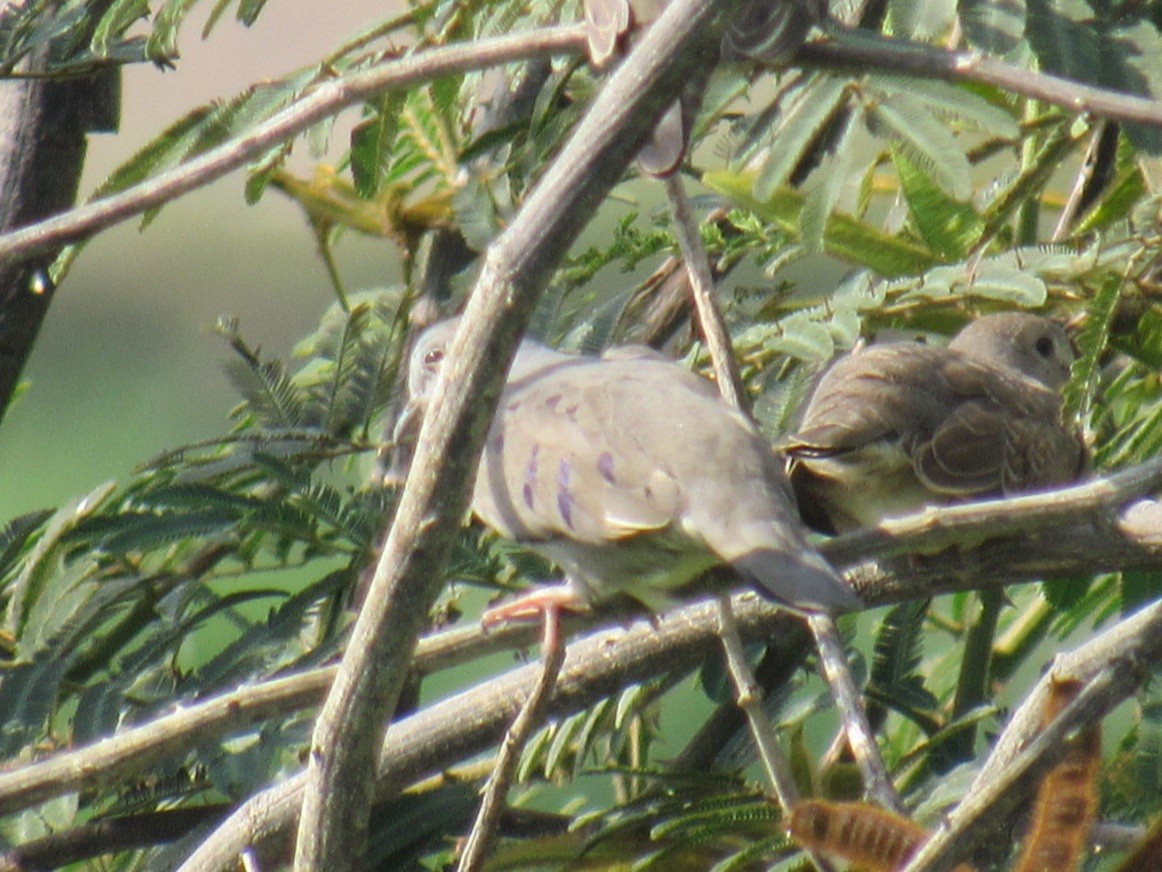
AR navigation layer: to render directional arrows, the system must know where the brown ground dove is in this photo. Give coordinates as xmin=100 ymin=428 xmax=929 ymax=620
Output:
xmin=399 ymin=318 xmax=861 ymax=617
xmin=784 ymin=313 xmax=1088 ymax=534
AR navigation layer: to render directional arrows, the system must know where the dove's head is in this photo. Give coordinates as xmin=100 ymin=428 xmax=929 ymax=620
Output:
xmin=405 ymin=317 xmax=572 ymax=405
xmin=405 ymin=319 xmax=461 ymax=405
xmin=391 ymin=317 xmax=570 ymax=483
xmin=949 ymin=313 xmax=1074 ymax=390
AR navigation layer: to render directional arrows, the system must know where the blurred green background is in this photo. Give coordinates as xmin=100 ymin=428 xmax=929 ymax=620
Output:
xmin=0 ymin=1 xmax=404 ymax=519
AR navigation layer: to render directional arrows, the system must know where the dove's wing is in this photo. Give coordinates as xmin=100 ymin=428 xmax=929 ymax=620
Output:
xmin=915 ymin=356 xmax=1085 ymax=495
xmin=472 ymin=355 xmax=856 ymax=611
xmin=786 ymin=329 xmax=1085 ymax=532
xmin=473 ymin=358 xmax=686 ymax=545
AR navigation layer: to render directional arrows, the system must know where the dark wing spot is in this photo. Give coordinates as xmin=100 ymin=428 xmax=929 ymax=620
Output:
xmin=545 ymin=394 xmax=562 ymax=410
xmin=523 ymin=443 xmax=540 ymax=510
xmin=597 ymin=451 xmax=616 ymax=484
xmin=557 ymin=457 xmax=575 ymax=530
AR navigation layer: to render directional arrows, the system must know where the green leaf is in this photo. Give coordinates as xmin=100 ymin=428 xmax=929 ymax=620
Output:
xmin=866 ymin=92 xmax=972 ymax=200
xmin=894 ymin=151 xmax=985 ymax=259
xmin=1063 ymin=270 xmax=1120 ymax=422
xmin=351 ymin=98 xmax=402 ymax=198
xmin=867 ymin=75 xmax=1019 ymax=140
xmin=870 ymin=601 xmax=938 ymax=716
xmin=91 ymin=0 xmax=149 ymax=59
xmin=703 ymin=170 xmax=942 ymax=277
xmin=961 ymin=262 xmax=1048 ymax=305
xmin=0 ymin=509 xmax=52 ymax=584
xmin=750 ymin=76 xmax=848 ymax=201
xmin=1104 ymin=20 xmax=1162 ymax=154
xmin=1026 ymin=0 xmax=1102 ymax=82
xmin=5 ymin=482 xmax=116 ymax=638
xmin=800 ymin=115 xmax=859 ymax=254
xmin=0 ymin=659 xmax=71 ymax=758
xmin=148 ymin=0 xmax=200 ymax=63
xmin=958 ymin=0 xmax=1027 ymax=55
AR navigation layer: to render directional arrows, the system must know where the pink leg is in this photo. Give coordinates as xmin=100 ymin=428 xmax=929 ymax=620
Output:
xmin=480 ymin=583 xmax=588 ymax=629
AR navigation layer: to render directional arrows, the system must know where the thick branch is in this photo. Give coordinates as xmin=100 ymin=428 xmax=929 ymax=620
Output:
xmin=899 ymin=599 xmax=1162 ymax=872
xmin=2 ymin=460 xmax=1160 ymax=829
xmin=290 ymin=2 xmax=737 ymax=869
xmin=0 ymin=52 xmax=118 ymax=421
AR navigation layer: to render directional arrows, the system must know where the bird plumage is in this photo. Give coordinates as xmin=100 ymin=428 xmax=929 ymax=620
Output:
xmin=402 ymin=318 xmax=859 ymax=613
xmin=784 ymin=313 xmax=1087 ymax=533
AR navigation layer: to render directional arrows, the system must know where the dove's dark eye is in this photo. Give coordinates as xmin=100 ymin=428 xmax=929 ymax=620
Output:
xmin=423 ymin=349 xmax=445 ymax=366
xmin=1034 ymin=336 xmax=1055 ymax=358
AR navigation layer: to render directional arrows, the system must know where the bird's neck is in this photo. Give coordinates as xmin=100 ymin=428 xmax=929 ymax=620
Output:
xmin=508 ymin=341 xmax=573 ymax=382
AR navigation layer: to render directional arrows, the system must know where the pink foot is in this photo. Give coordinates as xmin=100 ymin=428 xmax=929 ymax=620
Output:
xmin=481 ymin=584 xmax=588 ymax=629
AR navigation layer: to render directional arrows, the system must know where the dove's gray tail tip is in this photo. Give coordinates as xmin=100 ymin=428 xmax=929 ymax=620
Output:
xmin=736 ymin=549 xmax=862 ymax=614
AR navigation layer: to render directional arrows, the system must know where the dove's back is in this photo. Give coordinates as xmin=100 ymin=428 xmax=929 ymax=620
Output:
xmin=473 ymin=349 xmax=858 ymax=612
xmin=785 ymin=314 xmax=1086 ymax=533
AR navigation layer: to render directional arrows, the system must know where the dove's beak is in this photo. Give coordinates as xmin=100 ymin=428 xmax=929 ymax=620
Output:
xmin=382 ymin=397 xmax=426 ymax=487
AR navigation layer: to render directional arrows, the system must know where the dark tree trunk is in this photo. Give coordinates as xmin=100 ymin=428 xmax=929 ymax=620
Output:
xmin=0 ymin=53 xmax=120 ymax=423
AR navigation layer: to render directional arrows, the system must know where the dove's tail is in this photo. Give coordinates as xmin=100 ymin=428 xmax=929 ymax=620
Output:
xmin=734 ymin=548 xmax=862 ymax=613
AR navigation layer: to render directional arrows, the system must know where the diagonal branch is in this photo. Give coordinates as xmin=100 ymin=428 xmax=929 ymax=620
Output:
xmin=289 ymin=1 xmax=739 ymax=870
xmin=899 ymin=599 xmax=1162 ymax=872
xmin=0 ymin=27 xmax=589 ymax=266
xmin=801 ymin=33 xmax=1162 ymax=129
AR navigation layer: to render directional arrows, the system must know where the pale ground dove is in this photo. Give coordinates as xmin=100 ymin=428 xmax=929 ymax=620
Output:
xmin=399 ymin=318 xmax=861 ymax=616
xmin=784 ymin=312 xmax=1088 ymax=534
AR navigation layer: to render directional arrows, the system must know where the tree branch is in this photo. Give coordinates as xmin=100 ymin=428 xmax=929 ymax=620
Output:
xmin=290 ymin=1 xmax=739 ymax=869
xmin=2 ymin=457 xmax=1159 ymax=834
xmin=0 ymin=46 xmax=118 ymax=421
xmin=0 ymin=27 xmax=588 ymax=267
xmin=899 ymin=600 xmax=1162 ymax=872
xmin=800 ymin=33 xmax=1162 ymax=129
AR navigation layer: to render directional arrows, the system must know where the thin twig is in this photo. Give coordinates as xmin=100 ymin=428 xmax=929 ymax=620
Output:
xmin=715 ymin=598 xmax=837 ymax=872
xmin=0 ymin=27 xmax=590 ymax=266
xmin=665 ymin=175 xmax=812 ymax=812
xmin=1052 ymin=120 xmax=1106 ymax=241
xmin=668 ymin=173 xmax=880 ymax=872
xmin=714 ymin=597 xmax=802 ymax=810
xmin=664 ymin=173 xmax=748 ymax=407
xmin=807 ymin=614 xmax=903 ymax=813
xmin=800 ymin=35 xmax=1162 ymax=129
xmin=455 ymin=612 xmax=566 ymax=872
xmin=666 ymin=173 xmax=897 ymax=815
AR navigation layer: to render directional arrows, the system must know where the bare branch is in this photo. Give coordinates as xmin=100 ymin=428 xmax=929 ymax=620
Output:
xmin=178 ymin=595 xmax=810 ymax=872
xmin=827 ymin=455 xmax=1162 ymax=570
xmin=290 ymin=1 xmax=739 ymax=869
xmin=899 ymin=600 xmax=1162 ymax=872
xmin=0 ymin=27 xmax=589 ymax=267
xmin=3 ymin=459 xmax=1159 ymax=831
xmin=455 ymin=618 xmax=566 ymax=872
xmin=807 ymin=613 xmax=903 ymax=813
xmin=800 ymin=34 xmax=1162 ymax=129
